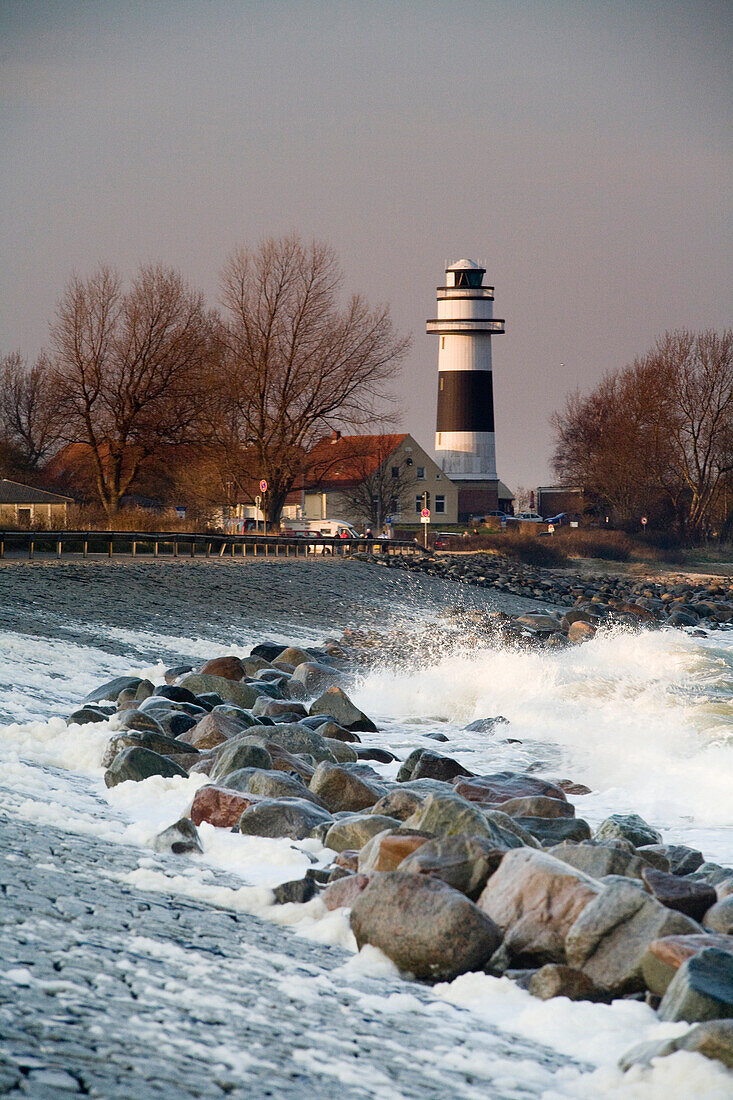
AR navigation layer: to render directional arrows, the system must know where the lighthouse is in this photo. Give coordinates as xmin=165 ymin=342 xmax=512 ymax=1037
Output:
xmin=427 ymin=259 xmax=505 ymax=519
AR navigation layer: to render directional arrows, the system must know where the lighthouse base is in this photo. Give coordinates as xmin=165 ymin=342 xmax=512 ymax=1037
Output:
xmin=451 ymin=481 xmax=499 ymax=523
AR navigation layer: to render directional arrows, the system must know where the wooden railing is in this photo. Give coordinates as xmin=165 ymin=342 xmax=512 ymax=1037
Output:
xmin=0 ymin=530 xmax=426 ymax=561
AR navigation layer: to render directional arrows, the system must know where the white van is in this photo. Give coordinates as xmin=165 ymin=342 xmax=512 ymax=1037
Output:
xmin=283 ymin=519 xmax=360 ymax=540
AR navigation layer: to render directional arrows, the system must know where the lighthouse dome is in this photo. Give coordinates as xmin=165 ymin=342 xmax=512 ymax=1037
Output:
xmin=445 ymin=258 xmax=485 ymax=288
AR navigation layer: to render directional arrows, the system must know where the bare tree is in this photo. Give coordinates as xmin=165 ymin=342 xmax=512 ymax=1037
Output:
xmin=308 ymin=432 xmax=416 ymax=529
xmin=0 ymin=352 xmax=61 ymax=475
xmin=214 ymin=236 xmax=410 ymax=523
xmin=552 ymin=329 xmax=732 ymax=537
xmin=50 ymin=265 xmax=217 ymax=520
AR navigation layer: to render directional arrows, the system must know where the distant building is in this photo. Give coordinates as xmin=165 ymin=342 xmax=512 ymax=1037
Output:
xmin=285 ymin=432 xmax=459 ymax=527
xmin=536 ymin=485 xmax=589 ymax=520
xmin=0 ymin=479 xmax=73 ymax=527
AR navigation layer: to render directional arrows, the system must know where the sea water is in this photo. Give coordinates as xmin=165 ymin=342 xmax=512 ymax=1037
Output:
xmin=1 ymin=617 xmax=731 ymax=1097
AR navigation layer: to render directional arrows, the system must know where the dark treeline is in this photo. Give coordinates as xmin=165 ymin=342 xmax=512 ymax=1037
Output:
xmin=0 ymin=235 xmax=409 ymax=524
xmin=552 ymin=330 xmax=733 ymax=542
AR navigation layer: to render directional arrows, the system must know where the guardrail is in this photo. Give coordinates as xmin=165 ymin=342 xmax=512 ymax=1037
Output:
xmin=0 ymin=530 xmax=426 ymax=561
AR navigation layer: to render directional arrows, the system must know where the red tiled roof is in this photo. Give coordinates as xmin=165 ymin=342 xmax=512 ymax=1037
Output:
xmin=298 ymin=434 xmax=408 ymax=491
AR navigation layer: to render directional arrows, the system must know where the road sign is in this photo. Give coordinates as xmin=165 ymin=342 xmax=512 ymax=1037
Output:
xmin=547 ymin=523 xmax=555 ymax=534
xmin=259 ymin=479 xmax=268 ymax=493
xmin=641 ymin=516 xmax=648 ymax=526
xmin=254 ymin=494 xmax=261 ymax=508
xmin=421 ymin=508 xmax=430 ymax=520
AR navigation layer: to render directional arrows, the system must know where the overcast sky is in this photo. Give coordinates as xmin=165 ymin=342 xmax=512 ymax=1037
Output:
xmin=2 ymin=0 xmax=731 ymax=489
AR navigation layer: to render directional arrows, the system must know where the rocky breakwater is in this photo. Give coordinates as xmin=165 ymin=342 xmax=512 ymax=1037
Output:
xmin=69 ymin=636 xmax=733 ymax=1078
xmin=362 ymin=551 xmax=733 ymax=647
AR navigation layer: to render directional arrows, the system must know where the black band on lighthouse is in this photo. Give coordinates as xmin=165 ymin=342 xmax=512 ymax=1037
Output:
xmin=436 ymin=370 xmax=495 ymax=433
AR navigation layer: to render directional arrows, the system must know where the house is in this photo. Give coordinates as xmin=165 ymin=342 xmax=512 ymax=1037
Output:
xmin=0 ymin=479 xmax=73 ymax=527
xmin=535 ymin=486 xmax=590 ymax=521
xmin=286 ymin=432 xmax=459 ymax=527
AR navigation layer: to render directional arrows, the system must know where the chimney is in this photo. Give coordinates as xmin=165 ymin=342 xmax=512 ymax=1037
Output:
xmin=331 ymin=430 xmax=341 ymax=443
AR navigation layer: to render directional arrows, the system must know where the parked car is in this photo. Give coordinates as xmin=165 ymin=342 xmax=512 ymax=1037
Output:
xmin=545 ymin=512 xmax=571 ymax=526
xmin=507 ymin=512 xmax=545 ymax=523
xmin=433 ymin=532 xmax=462 ymax=550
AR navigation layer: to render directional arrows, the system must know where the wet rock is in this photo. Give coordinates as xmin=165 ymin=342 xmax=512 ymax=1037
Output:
xmin=247 ymin=769 xmax=326 ymax=806
xmin=498 ymin=796 xmax=575 ymax=820
xmin=153 ymin=818 xmax=203 ymax=856
xmin=260 ymin=723 xmax=337 ymax=764
xmin=104 ymin=746 xmax=188 ymax=788
xmin=404 ymin=792 xmax=509 ymax=842
xmin=199 ymin=656 xmax=245 ymax=681
xmin=703 ymin=897 xmax=733 ymax=935
xmin=322 ymin=873 xmax=373 ymax=911
xmin=251 ymin=697 xmax=308 ymax=719
xmin=555 ymin=779 xmax=593 ymax=796
xmin=290 ymin=661 xmax=342 ymax=694
xmin=396 ymin=748 xmax=427 ymax=782
xmin=324 ymin=814 xmax=402 ymax=852
xmin=565 ymin=879 xmax=702 ymax=994
xmin=350 ymin=872 xmax=502 ymax=981
xmin=477 ymin=849 xmax=601 ymax=965
xmin=209 ymin=739 xmax=273 ymax=781
xmin=67 ymin=706 xmax=109 ymax=726
xmin=410 ymin=751 xmax=474 ymax=783
xmin=312 ymin=720 xmax=361 ymax=743
xmin=323 ymin=737 xmax=358 ymax=764
xmin=549 ymin=840 xmax=646 ymax=880
xmin=117 ymin=709 xmax=167 ymax=736
xmin=272 ymin=876 xmax=318 ymax=905
xmin=358 ymin=832 xmax=430 ymax=872
xmin=567 ymin=621 xmax=596 ymax=643
xmin=178 ymin=673 xmax=261 ymax=709
xmin=164 ymin=664 xmax=194 ymax=683
xmin=190 ymin=784 xmax=261 ymax=828
xmin=619 ymin=1020 xmax=733 ymax=1072
xmin=513 ymin=817 xmax=591 ymax=846
xmin=309 ymin=762 xmax=386 ymax=814
xmin=528 ymin=964 xmax=601 ymax=1002
xmin=642 ymin=866 xmax=717 ymax=921
xmin=397 ymin=833 xmax=508 ymax=899
xmin=154 ymin=684 xmax=202 ymax=706
xmin=84 ymin=676 xmax=143 ymax=704
xmin=355 ymin=746 xmax=396 ymax=764
xmin=101 ymin=729 xmax=198 ymax=768
xmin=657 ymin=947 xmax=733 ymax=1023
xmin=641 ymin=933 xmax=733 ymax=995
xmin=238 ymin=797 xmax=333 ymax=841
xmin=371 ymin=788 xmax=426 ymax=821
xmin=453 ymin=772 xmax=568 ymax=805
xmin=639 ymin=843 xmax=704 ymax=876
xmin=308 ymin=687 xmax=377 ymax=732
xmin=274 ymin=646 xmax=314 ymax=668
xmin=594 ymin=813 xmax=662 ymax=848
xmin=463 ymin=716 xmax=509 ymax=733
xmin=178 ymin=710 xmax=251 ymax=750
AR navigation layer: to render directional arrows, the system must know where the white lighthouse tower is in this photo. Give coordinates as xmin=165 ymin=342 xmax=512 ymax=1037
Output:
xmin=427 ymin=259 xmax=505 ymax=517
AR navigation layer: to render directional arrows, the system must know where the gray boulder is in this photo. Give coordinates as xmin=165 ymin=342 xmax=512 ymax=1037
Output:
xmin=549 ymin=840 xmax=646 ymax=880
xmin=410 ymin=751 xmax=473 ymax=783
xmin=209 ymin=739 xmax=273 ymax=781
xmin=657 ymin=948 xmax=733 ymax=1023
xmin=308 ymin=687 xmax=377 ymax=732
xmin=104 ymin=747 xmax=188 ymax=788
xmin=102 ymin=730 xmax=198 ymax=768
xmin=350 ymin=872 xmax=502 ymax=981
xmin=528 ymin=964 xmax=601 ymax=1002
xmin=178 ymin=673 xmax=261 ymax=709
xmin=514 ymin=817 xmax=591 ymax=846
xmin=641 ymin=866 xmax=717 ymax=922
xmin=565 ymin=879 xmax=702 ymax=994
xmin=594 ymin=813 xmax=662 ymax=848
xmin=324 ymin=813 xmax=402 ymax=852
xmin=371 ymin=788 xmax=426 ymax=821
xmin=403 ymin=792 xmax=503 ymax=841
xmin=153 ymin=818 xmax=203 ymax=856
xmin=290 ymin=661 xmax=342 ymax=694
xmin=260 ymin=723 xmax=338 ymax=764
xmin=639 ymin=843 xmax=704 ymax=876
xmin=703 ymin=897 xmax=733 ymax=935
xmin=619 ymin=1020 xmax=733 ymax=1072
xmin=238 ymin=798 xmax=332 ymax=840
xmin=309 ymin=762 xmax=386 ymax=814
xmin=67 ymin=707 xmax=108 ymax=726
xmin=397 ymin=833 xmax=510 ymax=899
xmin=84 ymin=676 xmax=143 ymax=704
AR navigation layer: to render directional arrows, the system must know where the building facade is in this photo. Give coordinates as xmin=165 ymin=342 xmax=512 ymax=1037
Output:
xmin=0 ymin=479 xmax=72 ymax=527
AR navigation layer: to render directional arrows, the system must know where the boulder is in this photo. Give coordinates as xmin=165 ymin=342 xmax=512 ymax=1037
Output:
xmin=209 ymin=739 xmax=273 ymax=781
xmin=290 ymin=662 xmax=342 ymax=694
xmin=641 ymin=866 xmax=717 ymax=921
xmin=238 ymin=798 xmax=333 ymax=840
xmin=251 ymin=697 xmax=308 ymax=719
xmin=272 ymin=876 xmax=318 ymax=905
xmin=657 ymin=948 xmax=733 ymax=1023
xmin=565 ymin=879 xmax=702 ymax=994
xmin=154 ymin=685 xmax=203 ymax=706
xmin=308 ymin=687 xmax=377 ymax=732
xmin=178 ymin=673 xmax=261 ymax=709
xmin=350 ymin=872 xmax=502 ymax=981
xmin=619 ymin=1020 xmax=733 ymax=1072
xmin=250 ymin=642 xmax=286 ymax=662
xmin=178 ymin=710 xmax=251 ymax=751
xmin=463 ymin=716 xmax=509 ymax=733
xmin=84 ymin=676 xmax=143 ymax=704
xmin=259 ymin=723 xmax=337 ymax=764
xmin=199 ymin=656 xmax=245 ymax=681
xmin=410 ymin=751 xmax=474 ymax=783
xmin=396 ymin=748 xmax=427 ymax=783
xmin=324 ymin=814 xmax=402 ymax=853
xmin=67 ymin=707 xmax=108 ymax=726
xmin=453 ymin=772 xmax=568 ymax=805
xmin=477 ymin=849 xmax=601 ymax=964
xmin=639 ymin=843 xmax=704 ymax=876
xmin=641 ymin=933 xmax=733 ymax=996
xmin=513 ymin=817 xmax=591 ymax=846
xmin=311 ymin=720 xmax=361 ymax=744
xmin=358 ymin=832 xmax=430 ymax=873
xmin=322 ymin=873 xmax=373 ymax=911
xmin=274 ymin=646 xmax=313 ymax=668
xmin=101 ymin=730 xmax=198 ymax=769
xmin=594 ymin=813 xmax=662 ymax=848
xmin=104 ymin=747 xmax=188 ymax=788
xmin=323 ymin=738 xmax=358 ymax=764
xmin=371 ymin=788 xmax=425 ymax=821
xmin=549 ymin=841 xmax=646 ymax=880
xmin=164 ymin=664 xmax=194 ymax=683
xmin=190 ymin=784 xmax=261 ymax=828
xmin=397 ymin=833 xmax=508 ymax=899
xmin=499 ymin=796 xmax=575 ymax=820
xmin=528 ymin=964 xmax=600 ymax=1002
xmin=116 ymin=710 xmax=167 ymax=736
xmin=404 ymin=792 xmax=506 ymax=842
xmin=246 ymin=769 xmax=325 ymax=807
xmin=704 ymin=896 xmax=733 ymax=934
xmin=309 ymin=762 xmax=386 ymax=814
xmin=153 ymin=818 xmax=203 ymax=856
